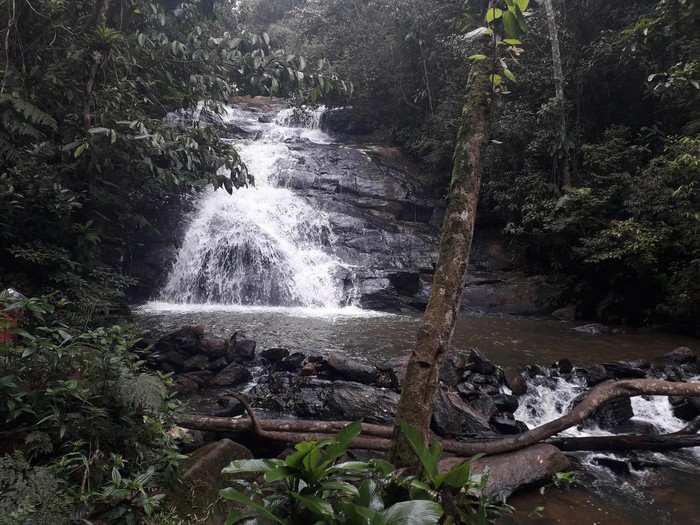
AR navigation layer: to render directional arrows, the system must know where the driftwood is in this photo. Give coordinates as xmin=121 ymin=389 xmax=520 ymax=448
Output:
xmin=175 ymin=380 xmax=700 ymax=456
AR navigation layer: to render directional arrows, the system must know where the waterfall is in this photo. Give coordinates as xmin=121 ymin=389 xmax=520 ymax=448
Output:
xmin=160 ymin=105 xmax=350 ymax=307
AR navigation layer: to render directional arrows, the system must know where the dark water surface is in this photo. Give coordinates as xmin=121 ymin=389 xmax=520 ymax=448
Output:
xmin=134 ymin=303 xmax=700 ymax=525
xmin=135 ymin=302 xmax=696 ymax=367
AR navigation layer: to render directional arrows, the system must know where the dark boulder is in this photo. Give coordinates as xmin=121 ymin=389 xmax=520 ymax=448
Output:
xmin=261 ymin=347 xmax=289 ymax=363
xmin=490 ymin=416 xmax=528 ymax=435
xmin=492 ymin=393 xmax=519 ymax=414
xmin=377 ymin=356 xmax=408 ymax=389
xmin=670 ymin=396 xmax=700 ymax=421
xmin=321 ymin=381 xmax=399 ymax=425
xmin=471 ymin=395 xmax=498 ymax=419
xmin=601 ymin=362 xmax=647 ymax=379
xmin=184 ymin=354 xmax=211 ymax=372
xmin=571 ymin=392 xmax=633 ymax=430
xmin=276 ymin=352 xmax=306 ymax=372
xmin=320 ymin=107 xmax=372 ymax=135
xmin=326 ymin=353 xmax=379 ymax=385
xmin=227 ymin=332 xmax=256 ymax=363
xmin=209 ymin=363 xmax=253 ymax=388
xmin=503 ymin=367 xmax=528 ymax=395
xmin=431 ymin=388 xmax=494 ymax=438
xmin=159 ymin=325 xmax=204 ymax=355
xmin=214 ymin=396 xmax=246 ymax=417
xmin=662 ymin=347 xmax=697 ymax=364
xmin=575 ymin=364 xmax=613 ymax=387
xmin=440 ymin=354 xmax=467 ymax=387
xmin=551 ymin=359 xmax=574 ymax=375
xmin=172 ymin=376 xmax=199 ymax=394
xmin=199 ymin=335 xmax=228 ymax=357
xmin=165 ymin=350 xmax=187 ymax=372
xmin=469 ymin=349 xmax=496 ymax=375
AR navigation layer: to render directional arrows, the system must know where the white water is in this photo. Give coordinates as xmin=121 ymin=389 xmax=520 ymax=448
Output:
xmin=160 ymin=105 xmax=353 ymax=308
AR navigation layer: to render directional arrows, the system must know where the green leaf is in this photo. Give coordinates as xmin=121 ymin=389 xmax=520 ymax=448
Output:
xmin=220 ymin=488 xmax=283 ymax=523
xmin=489 ymin=74 xmax=503 ymax=86
xmin=222 ymin=459 xmax=280 ymax=475
xmin=502 ymin=11 xmax=522 ymax=37
xmin=468 ymin=55 xmax=488 ymax=60
xmin=503 ymin=38 xmax=522 ymax=45
xmin=74 ymin=143 xmax=88 ymax=158
xmin=111 ymin=467 xmax=122 ymax=485
xmin=370 ymin=501 xmax=443 ymax=525
xmin=400 ymin=423 xmax=438 ymax=480
xmin=291 ymin=493 xmax=333 ymax=517
xmin=485 ymin=8 xmax=503 ymax=22
xmin=319 ymin=421 xmax=362 ymax=469
xmin=138 ymin=33 xmax=145 ymax=46
xmin=503 ymin=69 xmax=517 ymax=82
xmin=513 ymin=0 xmax=530 ymax=11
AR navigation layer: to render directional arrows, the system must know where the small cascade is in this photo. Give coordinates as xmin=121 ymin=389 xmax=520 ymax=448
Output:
xmin=160 ymin=105 xmax=352 ymax=307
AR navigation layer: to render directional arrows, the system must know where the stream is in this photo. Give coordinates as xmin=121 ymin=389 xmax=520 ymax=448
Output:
xmin=139 ymin=101 xmax=700 ymax=524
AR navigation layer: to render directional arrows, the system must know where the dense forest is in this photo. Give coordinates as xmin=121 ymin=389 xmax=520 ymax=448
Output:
xmin=1 ymin=0 xmax=699 ymax=523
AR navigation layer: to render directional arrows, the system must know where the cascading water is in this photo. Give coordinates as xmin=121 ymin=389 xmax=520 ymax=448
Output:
xmin=160 ymin=105 xmax=349 ymax=307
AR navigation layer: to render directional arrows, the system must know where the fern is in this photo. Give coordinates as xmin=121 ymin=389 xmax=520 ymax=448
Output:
xmin=118 ymin=373 xmax=167 ymax=410
xmin=0 ymin=452 xmax=71 ymax=525
xmin=0 ymin=94 xmax=57 ymax=131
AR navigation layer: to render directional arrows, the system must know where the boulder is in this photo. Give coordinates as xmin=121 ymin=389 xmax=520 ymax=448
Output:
xmin=227 ymin=331 xmax=257 ymax=362
xmin=326 ymin=353 xmax=379 ymax=385
xmin=276 ymin=352 xmax=306 ymax=372
xmin=670 ymin=396 xmax=700 ymax=421
xmin=214 ymin=396 xmax=246 ymax=417
xmin=471 ymin=395 xmax=498 ymax=419
xmin=491 ymin=393 xmax=519 ymax=414
xmin=209 ymin=363 xmax=253 ymax=388
xmin=184 ymin=354 xmax=211 ymax=372
xmin=601 ymin=362 xmax=647 ymax=379
xmin=662 ymin=347 xmax=697 ymax=364
xmin=261 ymin=347 xmax=289 ymax=363
xmin=174 ymin=439 xmax=253 ymax=524
xmin=490 ymin=416 xmax=528 ymax=435
xmin=551 ymin=305 xmax=576 ymax=321
xmin=199 ymin=336 xmax=228 ymax=357
xmin=440 ymin=354 xmax=467 ymax=387
xmin=172 ymin=376 xmax=199 ymax=394
xmin=377 ymin=356 xmax=409 ymax=389
xmin=468 ymin=349 xmax=496 ymax=375
xmin=159 ymin=325 xmax=204 ymax=355
xmin=321 ymin=381 xmax=399 ymax=425
xmin=571 ymin=393 xmax=633 ymax=431
xmin=432 ymin=388 xmax=494 ymax=438
xmin=551 ymin=359 xmax=573 ymax=375
xmin=575 ymin=364 xmax=613 ymax=387
xmin=439 ymin=444 xmax=570 ymax=500
xmin=503 ymin=367 xmax=528 ymax=395
xmin=320 ymin=107 xmax=372 ymax=135
xmin=571 ymin=323 xmax=610 ymax=335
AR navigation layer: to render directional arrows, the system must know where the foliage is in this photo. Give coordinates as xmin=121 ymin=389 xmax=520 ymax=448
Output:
xmin=0 ymin=0 xmax=350 ymax=315
xmin=220 ymin=422 xmax=512 ymax=525
xmin=0 ymin=296 xmax=187 ymax=524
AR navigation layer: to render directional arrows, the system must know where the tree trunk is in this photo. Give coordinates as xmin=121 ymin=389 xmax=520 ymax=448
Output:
xmin=543 ymin=0 xmax=570 ymax=187
xmin=388 ymin=51 xmax=493 ymax=467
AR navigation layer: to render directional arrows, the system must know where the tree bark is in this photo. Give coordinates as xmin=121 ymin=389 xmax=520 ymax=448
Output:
xmin=543 ymin=0 xmax=570 ymax=187
xmin=388 ymin=54 xmax=492 ymax=467
xmin=179 ymin=380 xmax=700 ymax=458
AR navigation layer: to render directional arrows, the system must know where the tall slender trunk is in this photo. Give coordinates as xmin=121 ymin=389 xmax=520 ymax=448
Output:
xmin=543 ymin=0 xmax=570 ymax=187
xmin=389 ymin=50 xmax=492 ymax=468
xmin=83 ymin=0 xmax=112 ymax=134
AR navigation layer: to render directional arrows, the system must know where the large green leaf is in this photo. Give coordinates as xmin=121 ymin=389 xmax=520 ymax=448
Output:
xmin=222 ymin=459 xmax=281 ymax=475
xmin=370 ymin=501 xmax=443 ymax=525
xmin=219 ymin=487 xmax=283 ymax=524
xmin=502 ymin=11 xmax=522 ymax=38
xmin=400 ymin=423 xmax=437 ymax=480
xmin=291 ymin=492 xmax=334 ymax=518
xmin=319 ymin=420 xmax=362 ymax=470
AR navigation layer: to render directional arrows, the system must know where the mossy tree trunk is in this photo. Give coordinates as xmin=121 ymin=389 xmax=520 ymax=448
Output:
xmin=389 ymin=47 xmax=493 ymax=467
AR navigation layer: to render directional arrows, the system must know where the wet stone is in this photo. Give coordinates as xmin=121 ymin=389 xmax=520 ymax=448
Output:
xmin=503 ymin=367 xmax=528 ymax=396
xmin=209 ymin=363 xmax=253 ymax=388
xmin=261 ymin=347 xmax=289 ymax=363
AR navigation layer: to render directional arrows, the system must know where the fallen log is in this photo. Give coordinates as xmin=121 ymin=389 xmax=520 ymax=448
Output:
xmin=175 ymin=380 xmax=700 ymax=456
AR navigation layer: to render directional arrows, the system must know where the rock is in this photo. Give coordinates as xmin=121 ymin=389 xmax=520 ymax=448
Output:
xmin=199 ymin=336 xmax=228 ymax=357
xmin=300 ymin=363 xmax=316 ymax=376
xmin=174 ymin=439 xmax=253 ymax=523
xmin=670 ymin=397 xmax=700 ymax=421
xmin=432 ymin=388 xmax=494 ymax=438
xmin=172 ymin=376 xmax=199 ymax=394
xmin=492 ymin=393 xmax=519 ymax=414
xmin=326 ymin=353 xmax=379 ymax=385
xmin=320 ymin=107 xmax=372 ymax=135
xmin=276 ymin=352 xmax=306 ymax=372
xmin=165 ymin=350 xmax=187 ymax=371
xmin=610 ymin=420 xmax=659 ymax=435
xmin=593 ymin=456 xmax=631 ymax=475
xmin=601 ymin=362 xmax=647 ymax=379
xmin=228 ymin=332 xmax=257 ymax=362
xmin=551 ymin=305 xmax=576 ymax=321
xmin=214 ymin=396 xmax=246 ymax=417
xmin=184 ymin=354 xmax=211 ymax=372
xmin=469 ymin=349 xmax=496 ymax=375
xmin=575 ymin=364 xmax=613 ymax=387
xmin=525 ymin=364 xmax=548 ymax=378
xmin=552 ymin=359 xmax=574 ymax=375
xmin=490 ymin=415 xmax=528 ymax=435
xmin=209 ymin=357 xmax=229 ymax=371
xmin=662 ymin=347 xmax=697 ymax=364
xmin=439 ymin=444 xmax=570 ymax=500
xmin=627 ymin=359 xmax=651 ymax=370
xmin=471 ymin=395 xmax=498 ymax=419
xmin=572 ymin=323 xmax=610 ymax=335
xmin=209 ymin=363 xmax=253 ymax=388
xmin=503 ymin=367 xmax=528 ymax=395
xmin=583 ymin=395 xmax=633 ymax=430
xmin=159 ymin=325 xmax=204 ymax=355
xmin=326 ymin=381 xmax=399 ymax=424
xmin=377 ymin=356 xmax=408 ymax=388
xmin=181 ymin=371 xmax=214 ymax=388
xmin=261 ymin=347 xmax=289 ymax=363
xmin=440 ymin=354 xmax=467 ymax=387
